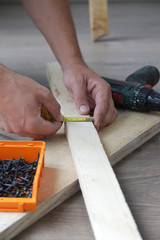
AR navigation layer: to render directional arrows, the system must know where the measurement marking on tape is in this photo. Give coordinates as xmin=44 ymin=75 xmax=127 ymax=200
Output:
xmin=63 ymin=117 xmax=94 ymax=122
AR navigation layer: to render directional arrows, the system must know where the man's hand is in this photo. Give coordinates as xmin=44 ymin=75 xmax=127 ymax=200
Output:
xmin=63 ymin=63 xmax=118 ymax=130
xmin=0 ymin=64 xmax=63 ymax=139
xmin=22 ymin=0 xmax=117 ymax=130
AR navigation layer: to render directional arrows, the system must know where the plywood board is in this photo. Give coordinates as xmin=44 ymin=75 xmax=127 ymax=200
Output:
xmin=0 ymin=62 xmax=160 ymax=239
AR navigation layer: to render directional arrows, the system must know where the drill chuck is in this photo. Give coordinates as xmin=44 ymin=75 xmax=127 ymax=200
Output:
xmin=134 ymin=86 xmax=160 ymax=111
xmin=146 ymin=90 xmax=160 ymax=111
xmin=102 ymin=65 xmax=160 ymax=112
xmin=135 ymin=86 xmax=152 ymax=111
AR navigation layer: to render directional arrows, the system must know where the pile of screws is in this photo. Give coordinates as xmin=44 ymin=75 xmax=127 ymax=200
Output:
xmin=0 ymin=156 xmax=39 ymax=198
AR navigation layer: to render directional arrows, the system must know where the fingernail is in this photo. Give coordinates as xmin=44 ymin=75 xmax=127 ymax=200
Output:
xmin=80 ymin=105 xmax=88 ymax=113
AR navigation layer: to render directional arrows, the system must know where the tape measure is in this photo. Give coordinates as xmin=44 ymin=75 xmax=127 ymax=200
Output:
xmin=41 ymin=106 xmax=94 ymax=122
xmin=41 ymin=106 xmax=53 ymax=122
xmin=63 ymin=116 xmax=94 ymax=122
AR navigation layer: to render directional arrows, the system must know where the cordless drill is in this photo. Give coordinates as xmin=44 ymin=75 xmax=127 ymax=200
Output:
xmin=102 ymin=66 xmax=160 ymax=111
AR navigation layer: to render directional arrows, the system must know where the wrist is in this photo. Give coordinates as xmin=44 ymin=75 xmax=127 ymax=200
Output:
xmin=60 ymin=57 xmax=87 ymax=73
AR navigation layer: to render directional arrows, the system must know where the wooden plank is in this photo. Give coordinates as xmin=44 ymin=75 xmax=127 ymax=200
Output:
xmin=66 ymin=122 xmax=142 ymax=239
xmin=88 ymin=0 xmax=109 ymax=41
xmin=0 ymin=62 xmax=160 ymax=239
xmin=47 ymin=63 xmax=142 ymax=239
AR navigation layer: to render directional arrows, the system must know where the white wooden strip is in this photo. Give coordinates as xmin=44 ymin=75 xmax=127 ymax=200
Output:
xmin=47 ymin=62 xmax=142 ymax=240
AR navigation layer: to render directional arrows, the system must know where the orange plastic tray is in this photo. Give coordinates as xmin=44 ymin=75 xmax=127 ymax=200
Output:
xmin=0 ymin=141 xmax=45 ymax=212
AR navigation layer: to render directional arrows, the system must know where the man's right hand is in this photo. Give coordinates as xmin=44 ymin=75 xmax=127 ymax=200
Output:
xmin=0 ymin=64 xmax=63 ymax=139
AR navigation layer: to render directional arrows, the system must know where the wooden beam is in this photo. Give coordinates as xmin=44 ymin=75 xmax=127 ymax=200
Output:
xmin=47 ymin=62 xmax=142 ymax=240
xmin=88 ymin=0 xmax=109 ymax=41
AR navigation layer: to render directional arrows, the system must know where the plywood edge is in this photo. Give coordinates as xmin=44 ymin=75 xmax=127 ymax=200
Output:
xmin=109 ymin=120 xmax=160 ymax=165
xmin=1 ymin=180 xmax=79 ymax=240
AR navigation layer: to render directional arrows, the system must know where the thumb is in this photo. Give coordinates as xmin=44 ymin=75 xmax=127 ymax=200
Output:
xmin=73 ymin=83 xmax=90 ymax=115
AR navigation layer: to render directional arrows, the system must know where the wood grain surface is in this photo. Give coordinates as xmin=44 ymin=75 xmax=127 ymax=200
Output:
xmin=48 ymin=63 xmax=143 ymax=239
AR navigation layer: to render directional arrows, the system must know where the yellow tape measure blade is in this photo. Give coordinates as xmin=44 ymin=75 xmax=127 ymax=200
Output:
xmin=63 ymin=117 xmax=94 ymax=122
xmin=41 ymin=106 xmax=94 ymax=122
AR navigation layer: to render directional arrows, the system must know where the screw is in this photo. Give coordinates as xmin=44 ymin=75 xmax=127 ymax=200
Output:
xmin=0 ymin=157 xmax=38 ymax=198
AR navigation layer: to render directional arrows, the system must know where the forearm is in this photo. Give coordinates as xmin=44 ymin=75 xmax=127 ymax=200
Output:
xmin=22 ymin=0 xmax=118 ymax=129
xmin=22 ymin=0 xmax=85 ymax=71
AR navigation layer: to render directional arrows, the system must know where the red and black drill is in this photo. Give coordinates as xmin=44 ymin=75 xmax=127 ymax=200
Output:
xmin=102 ymin=66 xmax=160 ymax=111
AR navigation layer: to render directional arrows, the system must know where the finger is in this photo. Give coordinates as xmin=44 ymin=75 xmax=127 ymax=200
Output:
xmin=0 ymin=120 xmax=46 ymax=139
xmin=38 ymin=88 xmax=63 ymax=122
xmin=92 ymin=85 xmax=110 ymax=130
xmin=25 ymin=116 xmax=63 ymax=136
xmin=99 ymin=106 xmax=118 ymax=129
xmin=87 ymin=95 xmax=96 ymax=110
xmin=0 ymin=120 xmax=14 ymax=134
xmin=92 ymin=80 xmax=118 ymax=130
xmin=1 ymin=106 xmax=62 ymax=137
xmin=20 ymin=133 xmax=46 ymax=140
xmin=72 ymin=81 xmax=90 ymax=115
xmin=38 ymin=119 xmax=63 ymax=136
